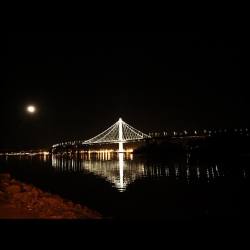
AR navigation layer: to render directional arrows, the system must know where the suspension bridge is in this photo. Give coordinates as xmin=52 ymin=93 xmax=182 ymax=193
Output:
xmin=52 ymin=118 xmax=150 ymax=152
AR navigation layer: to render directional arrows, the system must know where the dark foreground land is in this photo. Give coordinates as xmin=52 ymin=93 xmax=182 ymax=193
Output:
xmin=0 ymin=173 xmax=102 ymax=219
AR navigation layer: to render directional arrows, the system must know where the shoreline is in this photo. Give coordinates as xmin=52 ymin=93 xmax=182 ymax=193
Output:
xmin=0 ymin=173 xmax=102 ymax=219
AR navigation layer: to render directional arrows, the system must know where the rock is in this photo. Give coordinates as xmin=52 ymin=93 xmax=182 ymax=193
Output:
xmin=31 ymin=188 xmax=41 ymax=198
xmin=67 ymin=201 xmax=74 ymax=207
xmin=49 ymin=215 xmax=64 ymax=219
xmin=62 ymin=211 xmax=77 ymax=218
xmin=21 ymin=184 xmax=33 ymax=192
xmin=0 ymin=174 xmax=102 ymax=219
xmin=75 ymin=204 xmax=82 ymax=210
xmin=0 ymin=190 xmax=6 ymax=201
xmin=12 ymin=192 xmax=26 ymax=201
xmin=53 ymin=194 xmax=62 ymax=200
xmin=0 ymin=173 xmax=11 ymax=181
xmin=38 ymin=211 xmax=51 ymax=218
xmin=0 ymin=181 xmax=9 ymax=189
xmin=40 ymin=197 xmax=61 ymax=207
xmin=13 ymin=191 xmax=38 ymax=206
xmin=6 ymin=184 xmax=22 ymax=194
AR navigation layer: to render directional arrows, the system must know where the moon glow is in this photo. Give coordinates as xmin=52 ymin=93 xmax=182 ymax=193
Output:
xmin=26 ymin=105 xmax=36 ymax=113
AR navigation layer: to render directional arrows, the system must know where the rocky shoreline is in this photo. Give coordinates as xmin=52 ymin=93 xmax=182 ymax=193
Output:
xmin=0 ymin=173 xmax=102 ymax=219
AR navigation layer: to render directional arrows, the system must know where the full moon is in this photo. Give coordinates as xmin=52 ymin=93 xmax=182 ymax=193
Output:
xmin=26 ymin=105 xmax=36 ymax=113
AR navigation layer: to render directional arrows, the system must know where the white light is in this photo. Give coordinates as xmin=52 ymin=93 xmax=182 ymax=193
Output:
xmin=27 ymin=105 xmax=36 ymax=113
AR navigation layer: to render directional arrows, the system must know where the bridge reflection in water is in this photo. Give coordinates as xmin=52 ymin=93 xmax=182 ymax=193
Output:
xmin=51 ymin=152 xmax=228 ymax=192
xmin=52 ymin=153 xmax=145 ymax=191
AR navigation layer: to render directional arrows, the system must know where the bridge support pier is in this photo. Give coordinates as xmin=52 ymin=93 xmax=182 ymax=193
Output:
xmin=118 ymin=118 xmax=124 ymax=153
xmin=118 ymin=142 xmax=124 ymax=153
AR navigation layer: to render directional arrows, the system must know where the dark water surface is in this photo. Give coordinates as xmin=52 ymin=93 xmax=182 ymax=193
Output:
xmin=0 ymin=152 xmax=249 ymax=219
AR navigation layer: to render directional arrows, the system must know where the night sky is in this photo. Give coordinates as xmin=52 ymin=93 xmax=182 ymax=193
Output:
xmin=1 ymin=31 xmax=245 ymax=149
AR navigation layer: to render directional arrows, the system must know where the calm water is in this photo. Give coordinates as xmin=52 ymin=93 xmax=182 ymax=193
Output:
xmin=0 ymin=152 xmax=249 ymax=219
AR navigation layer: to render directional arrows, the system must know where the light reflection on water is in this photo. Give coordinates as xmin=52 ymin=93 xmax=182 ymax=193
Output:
xmin=1 ymin=152 xmax=249 ymax=218
xmin=52 ymin=153 xmax=145 ymax=191
xmin=50 ymin=152 xmax=236 ymax=192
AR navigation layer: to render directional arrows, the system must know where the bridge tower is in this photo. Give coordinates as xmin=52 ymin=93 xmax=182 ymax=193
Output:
xmin=52 ymin=117 xmax=151 ymax=153
xmin=118 ymin=117 xmax=124 ymax=153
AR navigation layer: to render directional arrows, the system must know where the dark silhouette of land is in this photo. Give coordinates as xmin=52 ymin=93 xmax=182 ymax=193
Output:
xmin=134 ymin=134 xmax=250 ymax=161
